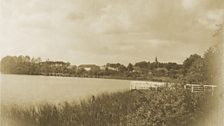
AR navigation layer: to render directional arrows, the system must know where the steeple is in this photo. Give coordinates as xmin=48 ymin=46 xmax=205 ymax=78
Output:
xmin=155 ymin=57 xmax=158 ymax=63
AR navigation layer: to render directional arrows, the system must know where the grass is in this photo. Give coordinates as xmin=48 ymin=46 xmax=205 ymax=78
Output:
xmin=1 ymin=86 xmax=216 ymax=126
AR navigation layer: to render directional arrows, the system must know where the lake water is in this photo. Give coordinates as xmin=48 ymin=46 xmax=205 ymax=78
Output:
xmin=0 ymin=74 xmax=130 ymax=104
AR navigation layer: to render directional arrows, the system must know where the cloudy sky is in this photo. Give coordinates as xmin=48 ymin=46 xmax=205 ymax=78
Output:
xmin=0 ymin=0 xmax=223 ymax=65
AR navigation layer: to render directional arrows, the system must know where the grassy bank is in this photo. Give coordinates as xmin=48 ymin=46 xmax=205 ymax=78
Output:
xmin=1 ymin=86 xmax=216 ymax=126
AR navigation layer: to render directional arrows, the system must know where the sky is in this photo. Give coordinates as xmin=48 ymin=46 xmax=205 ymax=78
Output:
xmin=0 ymin=0 xmax=223 ymax=65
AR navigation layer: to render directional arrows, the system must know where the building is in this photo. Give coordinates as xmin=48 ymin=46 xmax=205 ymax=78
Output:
xmin=100 ymin=65 xmax=119 ymax=71
xmin=100 ymin=66 xmax=106 ymax=70
xmin=78 ymin=64 xmax=100 ymax=71
xmin=107 ymin=66 xmax=118 ymax=71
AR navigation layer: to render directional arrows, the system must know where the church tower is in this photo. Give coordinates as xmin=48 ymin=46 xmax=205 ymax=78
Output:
xmin=155 ymin=57 xmax=158 ymax=63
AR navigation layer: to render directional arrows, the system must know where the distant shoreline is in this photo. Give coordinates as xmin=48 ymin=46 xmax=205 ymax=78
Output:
xmin=0 ymin=73 xmax=173 ymax=82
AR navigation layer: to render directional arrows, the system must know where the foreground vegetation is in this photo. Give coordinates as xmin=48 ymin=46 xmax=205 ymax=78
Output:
xmin=1 ymin=85 xmax=217 ymax=126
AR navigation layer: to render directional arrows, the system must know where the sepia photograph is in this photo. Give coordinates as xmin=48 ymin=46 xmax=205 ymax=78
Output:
xmin=0 ymin=0 xmax=224 ymax=126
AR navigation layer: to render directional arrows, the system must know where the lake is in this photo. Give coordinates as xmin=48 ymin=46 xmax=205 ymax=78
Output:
xmin=0 ymin=74 xmax=130 ymax=104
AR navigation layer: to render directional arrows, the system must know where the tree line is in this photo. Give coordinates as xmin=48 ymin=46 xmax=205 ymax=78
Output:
xmin=0 ymin=44 xmax=222 ymax=85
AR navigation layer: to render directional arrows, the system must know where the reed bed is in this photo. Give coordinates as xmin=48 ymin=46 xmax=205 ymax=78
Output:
xmin=1 ymin=86 xmax=216 ymax=126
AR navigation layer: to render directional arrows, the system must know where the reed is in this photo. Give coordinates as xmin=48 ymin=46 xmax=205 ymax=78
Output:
xmin=1 ymin=87 xmax=215 ymax=126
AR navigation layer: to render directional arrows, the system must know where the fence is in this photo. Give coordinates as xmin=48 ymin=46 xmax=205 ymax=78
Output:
xmin=184 ymin=84 xmax=217 ymax=95
xmin=130 ymin=81 xmax=167 ymax=90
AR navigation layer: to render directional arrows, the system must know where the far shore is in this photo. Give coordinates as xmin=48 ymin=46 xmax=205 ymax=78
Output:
xmin=0 ymin=73 xmax=175 ymax=83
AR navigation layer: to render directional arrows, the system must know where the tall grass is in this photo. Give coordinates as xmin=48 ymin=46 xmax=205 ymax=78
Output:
xmin=1 ymin=86 xmax=216 ymax=126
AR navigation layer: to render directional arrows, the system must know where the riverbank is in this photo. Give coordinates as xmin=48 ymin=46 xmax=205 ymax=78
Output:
xmin=1 ymin=86 xmax=216 ymax=126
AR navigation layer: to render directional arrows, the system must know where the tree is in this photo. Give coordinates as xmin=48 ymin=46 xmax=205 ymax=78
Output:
xmin=127 ymin=63 xmax=134 ymax=72
xmin=76 ymin=68 xmax=87 ymax=76
xmin=185 ymin=58 xmax=204 ymax=84
xmin=183 ymin=54 xmax=202 ymax=75
xmin=118 ymin=64 xmax=127 ymax=73
xmin=134 ymin=61 xmax=148 ymax=69
xmin=134 ymin=61 xmax=150 ymax=74
xmin=152 ymin=68 xmax=168 ymax=77
xmin=166 ymin=62 xmax=180 ymax=70
xmin=182 ymin=54 xmax=204 ymax=84
xmin=203 ymin=44 xmax=223 ymax=85
xmin=1 ymin=56 xmax=17 ymax=73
